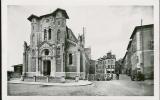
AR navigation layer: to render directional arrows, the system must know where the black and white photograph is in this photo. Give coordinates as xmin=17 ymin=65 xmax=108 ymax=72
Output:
xmin=2 ymin=0 xmax=159 ymax=100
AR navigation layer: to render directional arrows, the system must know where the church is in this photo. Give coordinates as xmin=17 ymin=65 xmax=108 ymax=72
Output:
xmin=22 ymin=8 xmax=90 ymax=79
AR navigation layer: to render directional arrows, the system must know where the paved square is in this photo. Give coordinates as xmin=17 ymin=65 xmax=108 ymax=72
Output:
xmin=8 ymin=75 xmax=153 ymax=96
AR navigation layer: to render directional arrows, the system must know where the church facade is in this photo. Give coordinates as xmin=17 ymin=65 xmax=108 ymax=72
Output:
xmin=22 ymin=8 xmax=90 ymax=79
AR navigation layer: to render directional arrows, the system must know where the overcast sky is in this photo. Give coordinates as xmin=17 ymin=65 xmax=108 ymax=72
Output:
xmin=7 ymin=5 xmax=153 ymax=70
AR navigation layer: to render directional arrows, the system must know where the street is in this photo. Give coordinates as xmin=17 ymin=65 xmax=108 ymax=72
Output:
xmin=8 ymin=74 xmax=154 ymax=96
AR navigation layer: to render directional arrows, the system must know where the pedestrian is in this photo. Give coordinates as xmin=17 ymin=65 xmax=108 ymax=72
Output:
xmin=116 ymin=71 xmax=119 ymax=80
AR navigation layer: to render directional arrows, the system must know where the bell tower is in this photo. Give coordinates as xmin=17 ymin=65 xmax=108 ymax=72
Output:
xmin=55 ymin=9 xmax=68 ymax=45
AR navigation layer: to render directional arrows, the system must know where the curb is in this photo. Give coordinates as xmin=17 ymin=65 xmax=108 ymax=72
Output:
xmin=8 ymin=80 xmax=93 ymax=86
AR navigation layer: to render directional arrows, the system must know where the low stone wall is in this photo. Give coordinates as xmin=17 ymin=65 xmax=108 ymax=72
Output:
xmin=25 ymin=72 xmax=36 ymax=77
xmin=10 ymin=73 xmax=21 ymax=78
xmin=88 ymin=74 xmax=96 ymax=81
xmin=65 ymin=72 xmax=77 ymax=79
xmin=80 ymin=72 xmax=86 ymax=79
xmin=22 ymin=76 xmax=74 ymax=83
xmin=55 ymin=72 xmax=65 ymax=77
xmin=22 ymin=72 xmax=87 ymax=80
xmin=95 ymin=74 xmax=105 ymax=81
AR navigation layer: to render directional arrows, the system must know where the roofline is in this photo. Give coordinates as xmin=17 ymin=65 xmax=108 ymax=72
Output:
xmin=67 ymin=27 xmax=78 ymax=42
xmin=27 ymin=8 xmax=69 ymax=22
xmin=11 ymin=64 xmax=23 ymax=67
xmin=127 ymin=40 xmax=132 ymax=50
xmin=122 ymin=51 xmax=128 ymax=62
xmin=130 ymin=24 xmax=154 ymax=39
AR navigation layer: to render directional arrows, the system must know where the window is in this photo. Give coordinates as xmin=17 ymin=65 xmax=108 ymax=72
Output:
xmin=32 ymin=49 xmax=35 ymax=56
xmin=44 ymin=49 xmax=49 ymax=55
xmin=32 ymin=25 xmax=34 ymax=30
xmin=32 ymin=34 xmax=35 ymax=45
xmin=46 ymin=19 xmax=49 ymax=22
xmin=44 ymin=29 xmax=47 ymax=40
xmin=69 ymin=53 xmax=72 ymax=65
xmin=56 ymin=48 xmax=60 ymax=58
xmin=58 ymin=21 xmax=60 ymax=25
xmin=149 ymin=40 xmax=154 ymax=49
xmin=62 ymin=21 xmax=65 ymax=27
xmin=108 ymin=65 xmax=110 ymax=68
xmin=48 ymin=28 xmax=51 ymax=40
xmin=57 ymin=30 xmax=60 ymax=41
xmin=111 ymin=60 xmax=113 ymax=64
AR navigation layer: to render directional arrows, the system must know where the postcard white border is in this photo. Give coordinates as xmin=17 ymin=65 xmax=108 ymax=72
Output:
xmin=2 ymin=0 xmax=159 ymax=100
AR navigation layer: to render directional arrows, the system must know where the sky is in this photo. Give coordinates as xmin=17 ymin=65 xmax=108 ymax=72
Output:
xmin=7 ymin=5 xmax=153 ymax=70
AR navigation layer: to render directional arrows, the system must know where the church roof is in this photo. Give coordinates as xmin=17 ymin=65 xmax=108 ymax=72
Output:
xmin=27 ymin=14 xmax=39 ymax=21
xmin=66 ymin=27 xmax=78 ymax=43
xmin=11 ymin=64 xmax=23 ymax=67
xmin=28 ymin=8 xmax=69 ymax=21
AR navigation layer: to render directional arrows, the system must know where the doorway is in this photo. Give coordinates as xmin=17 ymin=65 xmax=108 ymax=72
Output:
xmin=43 ymin=60 xmax=51 ymax=76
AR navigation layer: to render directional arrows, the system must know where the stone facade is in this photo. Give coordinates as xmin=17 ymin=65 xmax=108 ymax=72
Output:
xmin=122 ymin=24 xmax=154 ymax=79
xmin=104 ymin=52 xmax=116 ymax=74
xmin=95 ymin=52 xmax=116 ymax=80
xmin=22 ymin=8 xmax=89 ymax=79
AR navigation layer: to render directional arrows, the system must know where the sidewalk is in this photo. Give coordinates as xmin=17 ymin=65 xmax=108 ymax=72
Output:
xmin=8 ymin=79 xmax=93 ymax=86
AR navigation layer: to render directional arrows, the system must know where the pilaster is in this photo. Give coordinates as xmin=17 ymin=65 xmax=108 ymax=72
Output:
xmin=35 ymin=47 xmax=40 ymax=76
xmin=76 ymin=50 xmax=80 ymax=76
xmin=83 ymin=52 xmax=86 ymax=79
xmin=22 ymin=52 xmax=26 ymax=75
xmin=50 ymin=57 xmax=56 ymax=77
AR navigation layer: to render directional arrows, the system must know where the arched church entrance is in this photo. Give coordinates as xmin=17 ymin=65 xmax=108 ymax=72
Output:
xmin=43 ymin=60 xmax=51 ymax=76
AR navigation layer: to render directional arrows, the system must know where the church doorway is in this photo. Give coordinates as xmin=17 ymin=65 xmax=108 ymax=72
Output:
xmin=43 ymin=60 xmax=51 ymax=76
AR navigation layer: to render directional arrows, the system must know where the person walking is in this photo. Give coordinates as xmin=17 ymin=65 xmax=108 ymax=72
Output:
xmin=116 ymin=71 xmax=119 ymax=80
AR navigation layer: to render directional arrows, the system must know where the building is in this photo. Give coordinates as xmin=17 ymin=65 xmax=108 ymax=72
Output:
xmin=22 ymin=8 xmax=90 ymax=79
xmin=115 ymin=59 xmax=123 ymax=74
xmin=12 ymin=64 xmax=23 ymax=75
xmin=122 ymin=40 xmax=132 ymax=76
xmin=122 ymin=24 xmax=154 ymax=79
xmin=104 ymin=52 xmax=116 ymax=74
xmin=95 ymin=52 xmax=116 ymax=80
xmin=8 ymin=64 xmax=23 ymax=78
xmin=89 ymin=60 xmax=96 ymax=74
xmin=96 ymin=58 xmax=105 ymax=80
xmin=87 ymin=59 xmax=96 ymax=81
xmin=122 ymin=52 xmax=127 ymax=74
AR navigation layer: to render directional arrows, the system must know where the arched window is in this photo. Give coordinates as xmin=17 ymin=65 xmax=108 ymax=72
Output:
xmin=69 ymin=53 xmax=72 ymax=65
xmin=58 ymin=21 xmax=60 ymax=25
xmin=56 ymin=48 xmax=60 ymax=58
xmin=44 ymin=29 xmax=47 ymax=40
xmin=44 ymin=49 xmax=49 ymax=55
xmin=32 ymin=25 xmax=34 ymax=30
xmin=32 ymin=34 xmax=35 ymax=46
xmin=48 ymin=28 xmax=51 ymax=40
xmin=57 ymin=30 xmax=60 ymax=41
xmin=32 ymin=49 xmax=35 ymax=56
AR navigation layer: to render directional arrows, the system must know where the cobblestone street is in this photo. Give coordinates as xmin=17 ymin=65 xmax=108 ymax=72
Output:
xmin=8 ymin=74 xmax=154 ymax=96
